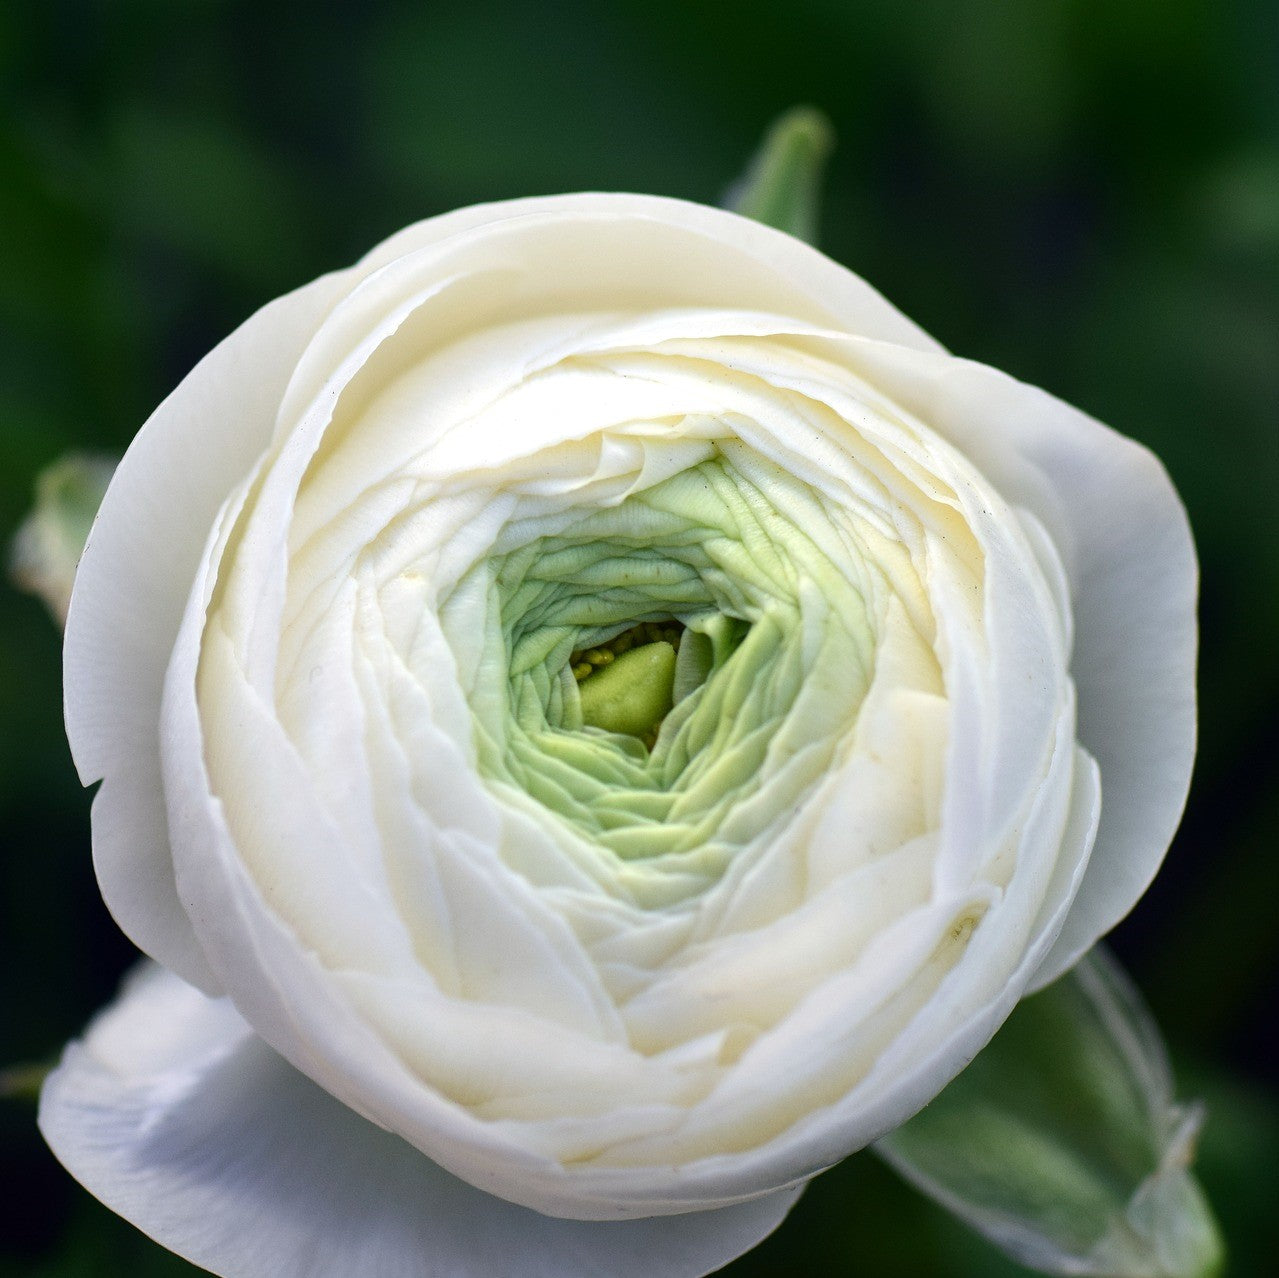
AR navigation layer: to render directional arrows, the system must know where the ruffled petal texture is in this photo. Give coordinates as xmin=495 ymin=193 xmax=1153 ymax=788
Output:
xmin=40 ymin=964 xmax=801 ymax=1278
xmin=58 ymin=193 xmax=1196 ymax=1258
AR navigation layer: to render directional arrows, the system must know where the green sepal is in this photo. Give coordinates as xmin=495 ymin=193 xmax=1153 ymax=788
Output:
xmin=0 ymin=1060 xmax=53 ymax=1103
xmin=876 ymin=948 xmax=1224 ymax=1277
xmin=724 ymin=106 xmax=835 ymax=246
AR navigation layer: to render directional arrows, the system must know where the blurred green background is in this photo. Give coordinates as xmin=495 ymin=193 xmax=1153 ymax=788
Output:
xmin=2 ymin=1 xmax=1276 ymax=1273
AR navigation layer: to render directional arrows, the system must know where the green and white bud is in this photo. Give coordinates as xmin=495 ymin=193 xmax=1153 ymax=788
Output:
xmin=10 ymin=452 xmax=115 ymax=627
xmin=878 ymin=948 xmax=1224 ymax=1277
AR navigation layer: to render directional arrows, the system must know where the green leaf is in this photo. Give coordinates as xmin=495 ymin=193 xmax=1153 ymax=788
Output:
xmin=724 ymin=106 xmax=834 ymax=246
xmin=8 ymin=451 xmax=116 ymax=627
xmin=876 ymin=949 xmax=1224 ymax=1277
xmin=0 ymin=1060 xmax=52 ymax=1102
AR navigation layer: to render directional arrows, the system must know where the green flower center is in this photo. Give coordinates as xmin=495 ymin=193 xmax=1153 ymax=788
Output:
xmin=571 ymin=621 xmax=685 ymax=743
xmin=439 ymin=447 xmax=881 ymax=894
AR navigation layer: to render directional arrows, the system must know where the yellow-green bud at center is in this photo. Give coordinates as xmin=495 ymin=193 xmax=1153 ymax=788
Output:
xmin=578 ymin=642 xmax=677 ymax=738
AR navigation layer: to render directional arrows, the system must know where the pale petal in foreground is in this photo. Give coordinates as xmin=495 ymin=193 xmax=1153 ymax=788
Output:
xmin=39 ymin=964 xmax=801 ymax=1278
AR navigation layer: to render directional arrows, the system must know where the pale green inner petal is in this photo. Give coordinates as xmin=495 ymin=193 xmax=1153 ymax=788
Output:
xmin=438 ymin=450 xmax=880 ymax=874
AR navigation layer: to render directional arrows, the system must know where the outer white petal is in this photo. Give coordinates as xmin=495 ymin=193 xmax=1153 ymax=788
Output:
xmin=63 ymin=273 xmax=350 ymax=993
xmin=352 ymin=193 xmax=944 ymax=356
xmin=39 ymin=965 xmax=801 ymax=1278
xmin=831 ymin=340 xmax=1197 ymax=987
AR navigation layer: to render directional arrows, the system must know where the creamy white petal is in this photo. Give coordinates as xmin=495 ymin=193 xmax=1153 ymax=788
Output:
xmin=63 ymin=273 xmax=349 ymax=993
xmin=352 ymin=194 xmax=943 ymax=356
xmin=818 ymin=339 xmax=1196 ymax=986
xmin=40 ymin=965 xmax=801 ymax=1278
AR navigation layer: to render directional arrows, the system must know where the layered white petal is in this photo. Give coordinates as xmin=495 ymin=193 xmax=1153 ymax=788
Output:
xmin=158 ymin=293 xmax=1090 ymax=1213
xmin=352 ymin=194 xmax=943 ymax=356
xmin=40 ymin=964 xmax=799 ymax=1277
xmin=807 ymin=340 xmax=1196 ymax=985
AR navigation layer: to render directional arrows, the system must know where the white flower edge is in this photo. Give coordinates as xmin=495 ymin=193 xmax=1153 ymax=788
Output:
xmin=835 ymin=343 xmax=1197 ymax=990
xmin=39 ymin=962 xmax=802 ymax=1278
xmin=61 ymin=270 xmax=350 ymax=995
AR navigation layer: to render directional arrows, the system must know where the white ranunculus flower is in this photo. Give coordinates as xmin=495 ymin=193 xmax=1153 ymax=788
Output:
xmin=42 ymin=194 xmax=1196 ymax=1277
